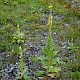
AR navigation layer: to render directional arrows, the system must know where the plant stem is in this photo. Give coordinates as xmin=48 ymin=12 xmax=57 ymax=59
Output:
xmin=46 ymin=3 xmax=53 ymax=76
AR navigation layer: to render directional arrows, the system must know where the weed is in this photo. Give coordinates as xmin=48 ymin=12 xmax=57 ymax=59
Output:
xmin=35 ymin=4 xmax=61 ymax=79
xmin=12 ymin=25 xmax=25 ymax=45
xmin=15 ymin=46 xmax=30 ymax=80
xmin=12 ymin=25 xmax=30 ymax=80
xmin=12 ymin=25 xmax=25 ymax=54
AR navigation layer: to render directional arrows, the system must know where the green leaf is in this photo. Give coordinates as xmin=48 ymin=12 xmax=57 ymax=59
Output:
xmin=48 ymin=66 xmax=61 ymax=72
xmin=48 ymin=73 xmax=54 ymax=78
xmin=30 ymin=55 xmax=38 ymax=62
xmin=38 ymin=55 xmax=47 ymax=60
xmin=46 ymin=37 xmax=53 ymax=49
xmin=42 ymin=47 xmax=53 ymax=57
xmin=42 ymin=47 xmax=49 ymax=55
xmin=15 ymin=75 xmax=21 ymax=80
xmin=53 ymin=51 xmax=59 ymax=56
xmin=48 ymin=72 xmax=59 ymax=78
xmin=51 ymin=57 xmax=60 ymax=65
xmin=15 ymin=71 xmax=22 ymax=79
xmin=34 ymin=71 xmax=44 ymax=77
xmin=38 ymin=56 xmax=49 ymax=69
xmin=22 ymin=68 xmax=27 ymax=76
xmin=23 ymin=75 xmax=30 ymax=80
xmin=42 ymin=61 xmax=49 ymax=69
xmin=19 ymin=56 xmax=24 ymax=73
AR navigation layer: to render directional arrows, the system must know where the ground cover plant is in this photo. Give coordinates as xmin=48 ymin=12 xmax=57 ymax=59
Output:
xmin=0 ymin=0 xmax=80 ymax=80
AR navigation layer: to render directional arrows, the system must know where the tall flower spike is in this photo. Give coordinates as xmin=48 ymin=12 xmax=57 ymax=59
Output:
xmin=48 ymin=3 xmax=53 ymax=26
xmin=48 ymin=3 xmax=53 ymax=36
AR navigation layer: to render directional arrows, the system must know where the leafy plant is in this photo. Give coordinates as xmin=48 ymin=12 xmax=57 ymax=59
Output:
xmin=35 ymin=4 xmax=61 ymax=79
xmin=12 ymin=25 xmax=25 ymax=54
xmin=15 ymin=46 xmax=30 ymax=80
xmin=11 ymin=24 xmax=29 ymax=79
xmin=12 ymin=25 xmax=25 ymax=44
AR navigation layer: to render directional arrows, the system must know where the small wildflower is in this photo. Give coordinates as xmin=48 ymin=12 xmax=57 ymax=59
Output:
xmin=49 ymin=4 xmax=53 ymax=8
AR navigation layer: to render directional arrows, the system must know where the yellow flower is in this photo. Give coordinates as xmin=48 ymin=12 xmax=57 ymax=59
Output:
xmin=49 ymin=4 xmax=53 ymax=8
xmin=48 ymin=15 xmax=52 ymax=26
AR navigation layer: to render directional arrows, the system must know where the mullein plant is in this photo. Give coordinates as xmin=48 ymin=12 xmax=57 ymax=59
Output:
xmin=12 ymin=25 xmax=25 ymax=54
xmin=12 ymin=25 xmax=30 ymax=80
xmin=15 ymin=46 xmax=30 ymax=80
xmin=35 ymin=4 xmax=61 ymax=79
xmin=12 ymin=25 xmax=25 ymax=45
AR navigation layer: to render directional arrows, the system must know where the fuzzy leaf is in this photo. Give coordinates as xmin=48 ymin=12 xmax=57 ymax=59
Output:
xmin=53 ymin=51 xmax=59 ymax=56
xmin=42 ymin=61 xmax=49 ymax=69
xmin=48 ymin=73 xmax=54 ymax=78
xmin=38 ymin=58 xmax=49 ymax=69
xmin=48 ymin=66 xmax=61 ymax=72
xmin=23 ymin=75 xmax=30 ymax=80
xmin=48 ymin=72 xmax=59 ymax=78
xmin=51 ymin=57 xmax=60 ymax=65
xmin=15 ymin=75 xmax=21 ymax=80
xmin=42 ymin=47 xmax=49 ymax=55
xmin=42 ymin=47 xmax=53 ymax=56
xmin=34 ymin=71 xmax=44 ymax=77
xmin=38 ymin=55 xmax=47 ymax=60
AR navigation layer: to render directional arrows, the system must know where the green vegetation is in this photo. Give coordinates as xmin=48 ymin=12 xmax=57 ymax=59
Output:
xmin=16 ymin=46 xmax=30 ymax=80
xmin=35 ymin=4 xmax=61 ymax=79
xmin=0 ymin=0 xmax=80 ymax=80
